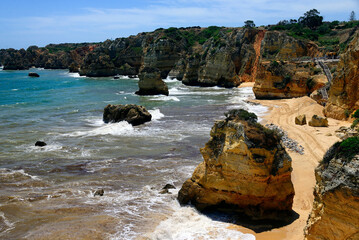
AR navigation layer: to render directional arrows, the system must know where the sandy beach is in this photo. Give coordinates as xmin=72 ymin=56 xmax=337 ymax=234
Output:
xmin=233 ymin=94 xmax=351 ymax=240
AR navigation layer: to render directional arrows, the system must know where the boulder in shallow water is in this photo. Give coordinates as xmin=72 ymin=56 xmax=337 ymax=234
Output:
xmin=28 ymin=72 xmax=40 ymax=77
xmin=103 ymin=104 xmax=152 ymax=126
xmin=35 ymin=141 xmax=47 ymax=147
xmin=94 ymin=189 xmax=104 ymax=196
xmin=178 ymin=109 xmax=294 ymax=220
xmin=308 ymin=115 xmax=328 ymax=127
xmin=295 ymin=114 xmax=307 ymax=125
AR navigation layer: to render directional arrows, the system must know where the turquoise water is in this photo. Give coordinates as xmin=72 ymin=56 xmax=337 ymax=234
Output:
xmin=0 ymin=69 xmax=263 ymax=239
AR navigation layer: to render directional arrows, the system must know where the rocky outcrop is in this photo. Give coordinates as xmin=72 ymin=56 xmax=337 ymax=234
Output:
xmin=178 ymin=109 xmax=294 ymax=220
xmin=103 ymin=104 xmax=152 ymax=126
xmin=261 ymin=31 xmax=319 ymax=59
xmin=304 ymin=139 xmax=359 ymax=240
xmin=308 ymin=115 xmax=329 ymax=127
xmin=136 ymin=67 xmax=169 ymax=96
xmin=253 ymin=61 xmax=325 ymax=99
xmin=0 ymin=44 xmax=95 ymax=70
xmin=324 ymin=34 xmax=359 ymax=120
xmin=295 ymin=114 xmax=307 ymax=125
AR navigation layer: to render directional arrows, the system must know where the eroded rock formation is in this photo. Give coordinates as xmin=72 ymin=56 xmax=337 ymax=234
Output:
xmin=136 ymin=67 xmax=169 ymax=96
xmin=304 ymin=139 xmax=359 ymax=240
xmin=253 ymin=60 xmax=325 ymax=99
xmin=324 ymin=34 xmax=359 ymax=120
xmin=178 ymin=109 xmax=294 ymax=220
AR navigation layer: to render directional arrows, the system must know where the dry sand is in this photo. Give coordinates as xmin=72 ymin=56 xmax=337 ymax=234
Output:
xmin=234 ymin=96 xmax=351 ymax=240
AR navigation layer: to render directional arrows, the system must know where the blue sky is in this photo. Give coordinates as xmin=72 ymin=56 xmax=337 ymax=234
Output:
xmin=1 ymin=0 xmax=358 ymax=49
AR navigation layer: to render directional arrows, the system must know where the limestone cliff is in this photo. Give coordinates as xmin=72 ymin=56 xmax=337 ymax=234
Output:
xmin=324 ymin=34 xmax=359 ymax=120
xmin=261 ymin=31 xmax=319 ymax=60
xmin=178 ymin=109 xmax=294 ymax=219
xmin=0 ymin=43 xmax=95 ymax=70
xmin=304 ymin=139 xmax=359 ymax=240
xmin=253 ymin=60 xmax=325 ymax=99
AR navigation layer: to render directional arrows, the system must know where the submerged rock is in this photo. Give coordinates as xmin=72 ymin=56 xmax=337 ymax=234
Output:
xmin=178 ymin=109 xmax=294 ymax=220
xmin=304 ymin=139 xmax=359 ymax=239
xmin=136 ymin=67 xmax=169 ymax=96
xmin=35 ymin=141 xmax=47 ymax=147
xmin=308 ymin=115 xmax=328 ymax=127
xmin=28 ymin=72 xmax=40 ymax=77
xmin=103 ymin=104 xmax=152 ymax=126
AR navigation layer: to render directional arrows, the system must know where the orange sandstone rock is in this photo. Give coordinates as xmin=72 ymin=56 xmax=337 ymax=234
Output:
xmin=324 ymin=34 xmax=359 ymax=120
xmin=178 ymin=109 xmax=294 ymax=220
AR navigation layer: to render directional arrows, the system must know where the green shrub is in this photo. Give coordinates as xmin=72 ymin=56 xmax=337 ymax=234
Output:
xmin=352 ymin=109 xmax=359 ymax=118
xmin=344 ymin=109 xmax=350 ymax=119
xmin=306 ymin=77 xmax=316 ymax=90
xmin=331 ymin=67 xmax=336 ymax=73
xmin=351 ymin=118 xmax=359 ymax=128
xmin=225 ymin=109 xmax=258 ymax=122
xmin=313 ymin=67 xmax=322 ymax=74
xmin=338 ymin=137 xmax=359 ymax=160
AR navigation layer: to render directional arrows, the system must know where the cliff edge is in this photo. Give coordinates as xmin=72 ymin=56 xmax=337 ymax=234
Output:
xmin=304 ymin=136 xmax=359 ymax=240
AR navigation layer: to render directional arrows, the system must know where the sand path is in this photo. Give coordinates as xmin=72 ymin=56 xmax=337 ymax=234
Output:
xmin=235 ymin=96 xmax=350 ymax=240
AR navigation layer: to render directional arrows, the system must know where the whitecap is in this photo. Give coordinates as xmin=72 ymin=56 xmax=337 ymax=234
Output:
xmin=164 ymin=77 xmax=180 ymax=83
xmin=148 ymin=95 xmax=180 ymax=102
xmin=149 ymin=109 xmax=165 ymax=121
xmin=65 ymin=121 xmax=134 ymax=137
xmin=25 ymin=143 xmax=65 ymax=153
xmin=11 ymin=89 xmax=18 ymax=91
xmin=67 ymin=72 xmax=85 ymax=78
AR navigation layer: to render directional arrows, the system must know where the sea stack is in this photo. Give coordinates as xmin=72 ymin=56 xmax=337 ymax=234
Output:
xmin=304 ymin=137 xmax=359 ymax=239
xmin=136 ymin=67 xmax=169 ymax=96
xmin=178 ymin=109 xmax=294 ymax=220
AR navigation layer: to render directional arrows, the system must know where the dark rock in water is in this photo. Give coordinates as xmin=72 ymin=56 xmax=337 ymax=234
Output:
xmin=162 ymin=184 xmax=176 ymax=190
xmin=113 ymin=76 xmax=119 ymax=79
xmin=159 ymin=189 xmax=170 ymax=194
xmin=136 ymin=67 xmax=169 ymax=96
xmin=94 ymin=189 xmax=104 ymax=196
xmin=35 ymin=141 xmax=47 ymax=147
xmin=28 ymin=72 xmax=40 ymax=77
xmin=103 ymin=104 xmax=152 ymax=126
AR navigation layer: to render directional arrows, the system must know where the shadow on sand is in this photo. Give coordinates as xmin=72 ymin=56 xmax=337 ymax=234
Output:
xmin=202 ymin=209 xmax=300 ymax=233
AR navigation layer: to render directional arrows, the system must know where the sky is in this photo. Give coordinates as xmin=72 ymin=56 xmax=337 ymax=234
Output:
xmin=1 ymin=0 xmax=358 ymax=49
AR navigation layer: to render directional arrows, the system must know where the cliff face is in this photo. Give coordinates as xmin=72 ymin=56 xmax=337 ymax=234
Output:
xmin=1 ymin=27 xmax=319 ymax=90
xmin=324 ymin=34 xmax=359 ymax=120
xmin=261 ymin=31 xmax=319 ymax=59
xmin=304 ymin=141 xmax=359 ymax=240
xmin=253 ymin=61 xmax=325 ymax=99
xmin=0 ymin=44 xmax=95 ymax=70
xmin=178 ymin=109 xmax=294 ymax=219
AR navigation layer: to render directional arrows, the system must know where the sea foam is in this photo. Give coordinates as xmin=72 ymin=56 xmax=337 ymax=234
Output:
xmin=148 ymin=202 xmax=256 ymax=240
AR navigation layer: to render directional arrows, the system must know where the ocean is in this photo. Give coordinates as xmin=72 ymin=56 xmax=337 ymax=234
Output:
xmin=0 ymin=68 xmax=266 ymax=239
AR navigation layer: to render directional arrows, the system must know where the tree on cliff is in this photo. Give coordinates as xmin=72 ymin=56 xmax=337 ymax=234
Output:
xmin=298 ymin=9 xmax=323 ymax=30
xmin=350 ymin=11 xmax=356 ymax=21
xmin=244 ymin=20 xmax=255 ymax=28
